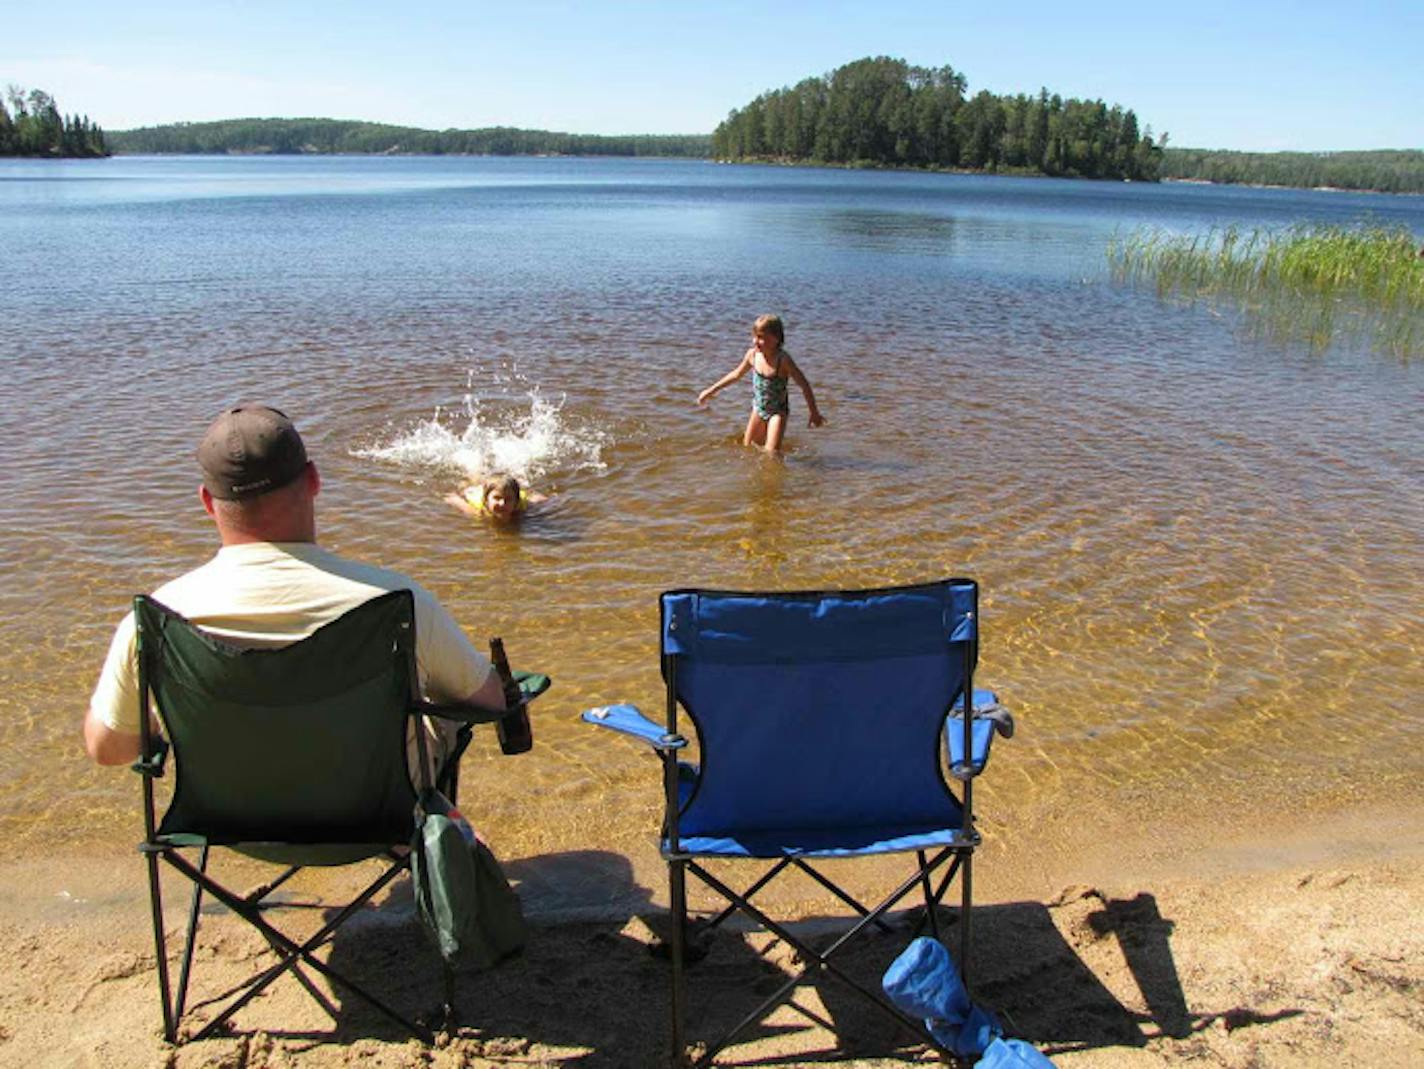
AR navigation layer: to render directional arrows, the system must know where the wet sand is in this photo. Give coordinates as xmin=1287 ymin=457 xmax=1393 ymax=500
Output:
xmin=5 ymin=799 xmax=1420 ymax=1067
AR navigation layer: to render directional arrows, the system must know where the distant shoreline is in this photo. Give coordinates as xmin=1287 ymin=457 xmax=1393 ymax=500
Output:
xmin=33 ymin=143 xmax=1418 ymax=197
xmin=97 ymin=115 xmax=1424 ymax=194
xmin=727 ymin=155 xmax=1422 ymax=196
xmin=1162 ymin=175 xmax=1422 ymax=197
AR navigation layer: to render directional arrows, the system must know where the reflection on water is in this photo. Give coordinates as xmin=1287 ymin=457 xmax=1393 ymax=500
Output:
xmin=821 ymin=209 xmax=958 ymax=253
xmin=0 ymin=158 xmax=1420 ymax=910
xmin=739 ymin=460 xmax=790 ymax=567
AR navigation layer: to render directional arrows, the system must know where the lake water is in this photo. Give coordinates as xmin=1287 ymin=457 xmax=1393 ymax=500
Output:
xmin=1 ymin=156 xmax=1420 ymax=910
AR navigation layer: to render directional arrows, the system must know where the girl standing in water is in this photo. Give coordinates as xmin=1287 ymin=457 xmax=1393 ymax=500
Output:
xmin=698 ymin=314 xmax=825 ymax=453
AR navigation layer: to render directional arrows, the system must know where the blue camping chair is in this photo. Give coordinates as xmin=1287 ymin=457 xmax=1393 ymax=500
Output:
xmin=582 ymin=579 xmax=1013 ymax=1066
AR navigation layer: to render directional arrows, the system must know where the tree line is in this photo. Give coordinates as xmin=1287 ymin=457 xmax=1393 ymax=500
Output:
xmin=1 ymin=85 xmax=107 ymax=157
xmin=711 ymin=56 xmax=1164 ymax=181
xmin=1159 ymin=149 xmax=1424 ymax=196
xmin=107 ymin=118 xmax=710 ymax=158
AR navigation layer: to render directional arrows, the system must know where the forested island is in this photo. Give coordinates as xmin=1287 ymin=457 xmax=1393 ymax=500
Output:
xmin=107 ymin=119 xmax=708 ymax=158
xmin=711 ymin=56 xmax=1163 ymax=181
xmin=1 ymin=86 xmax=108 ymax=157
xmin=709 ymin=56 xmax=1422 ymax=193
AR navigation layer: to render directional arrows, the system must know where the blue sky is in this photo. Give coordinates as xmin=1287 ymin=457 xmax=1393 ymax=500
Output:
xmin=4 ymin=1 xmax=1420 ymax=151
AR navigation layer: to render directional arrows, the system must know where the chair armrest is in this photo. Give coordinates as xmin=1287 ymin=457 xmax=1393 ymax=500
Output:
xmin=131 ymin=737 xmax=169 ymax=778
xmin=945 ymin=689 xmax=1014 ymax=781
xmin=421 ymin=700 xmax=507 ymax=725
xmin=511 ymin=670 xmax=552 ymax=699
xmin=582 ymin=704 xmax=687 ymax=751
xmin=421 ymin=670 xmax=553 ymax=725
xmin=967 ymin=689 xmax=1014 ymax=737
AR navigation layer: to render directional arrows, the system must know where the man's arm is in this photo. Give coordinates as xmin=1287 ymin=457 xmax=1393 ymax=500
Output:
xmin=464 ymin=666 xmax=507 ymax=710
xmin=83 ymin=708 xmax=144 ymax=765
xmin=84 ymin=613 xmax=150 ymax=766
xmin=414 ymin=589 xmax=506 ymax=711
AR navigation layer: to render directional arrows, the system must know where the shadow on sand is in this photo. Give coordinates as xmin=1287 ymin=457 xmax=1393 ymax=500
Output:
xmin=173 ymin=852 xmax=1304 ymax=1065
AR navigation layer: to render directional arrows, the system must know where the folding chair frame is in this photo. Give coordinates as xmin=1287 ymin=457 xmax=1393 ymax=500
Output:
xmin=655 ymin=593 xmax=985 ymax=1068
xmin=131 ymin=593 xmax=504 ymax=1045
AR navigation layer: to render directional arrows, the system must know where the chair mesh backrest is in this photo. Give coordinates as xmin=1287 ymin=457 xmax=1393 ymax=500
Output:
xmin=662 ymin=580 xmax=977 ymax=839
xmin=136 ymin=589 xmax=420 ymax=845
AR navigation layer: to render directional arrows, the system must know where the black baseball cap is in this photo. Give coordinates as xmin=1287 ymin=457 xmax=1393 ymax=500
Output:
xmin=197 ymin=405 xmax=309 ymax=500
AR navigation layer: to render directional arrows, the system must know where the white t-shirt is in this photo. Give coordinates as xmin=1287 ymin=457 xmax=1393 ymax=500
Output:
xmin=90 ymin=541 xmax=492 ymax=735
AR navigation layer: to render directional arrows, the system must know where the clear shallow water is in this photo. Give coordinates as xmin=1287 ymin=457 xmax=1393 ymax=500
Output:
xmin=1 ymin=157 xmax=1420 ymax=902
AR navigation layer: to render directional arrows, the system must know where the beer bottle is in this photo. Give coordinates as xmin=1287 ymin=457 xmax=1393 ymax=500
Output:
xmin=490 ymin=637 xmax=532 ymax=755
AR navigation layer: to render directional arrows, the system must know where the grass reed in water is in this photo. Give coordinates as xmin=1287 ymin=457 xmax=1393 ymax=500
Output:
xmin=1107 ymin=224 xmax=1424 ymax=359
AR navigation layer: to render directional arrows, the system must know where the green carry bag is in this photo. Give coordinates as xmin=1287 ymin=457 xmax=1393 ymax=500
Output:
xmin=411 ymin=789 xmax=527 ymax=969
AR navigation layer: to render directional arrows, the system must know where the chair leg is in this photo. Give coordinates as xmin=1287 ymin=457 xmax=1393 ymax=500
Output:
xmin=436 ymin=725 xmax=473 ymax=801
xmin=705 ymin=858 xmax=792 ymax=932
xmin=790 ymin=857 xmax=894 ymax=935
xmin=917 ymin=849 xmax=941 ymax=941
xmin=172 ymin=844 xmax=209 ymax=1025
xmin=230 ymin=861 xmax=340 ymax=1022
xmin=440 ymin=960 xmax=457 ymax=1035
xmin=916 ymin=853 xmax=965 ymax=939
xmin=144 ymin=849 xmax=176 ymax=1043
xmin=960 ymin=851 xmax=973 ymax=989
xmin=248 ymin=925 xmax=342 ymax=1023
xmin=669 ymin=858 xmax=688 ymax=1068
xmin=684 ymin=858 xmax=954 ymax=1063
xmin=246 ymin=862 xmax=302 ymax=904
xmin=160 ymin=850 xmax=430 ymax=1043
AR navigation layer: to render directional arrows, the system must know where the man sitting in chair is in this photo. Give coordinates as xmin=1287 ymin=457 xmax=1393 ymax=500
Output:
xmin=83 ymin=404 xmax=506 ymax=775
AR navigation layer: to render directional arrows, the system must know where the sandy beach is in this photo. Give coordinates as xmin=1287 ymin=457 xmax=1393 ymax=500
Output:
xmin=4 ymin=797 xmax=1420 ymax=1069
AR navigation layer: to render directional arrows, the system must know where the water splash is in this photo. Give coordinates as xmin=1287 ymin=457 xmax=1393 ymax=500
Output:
xmin=355 ymin=368 xmax=607 ymax=488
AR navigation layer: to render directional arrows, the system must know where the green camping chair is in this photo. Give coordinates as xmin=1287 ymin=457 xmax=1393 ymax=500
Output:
xmin=131 ymin=588 xmax=537 ymax=1043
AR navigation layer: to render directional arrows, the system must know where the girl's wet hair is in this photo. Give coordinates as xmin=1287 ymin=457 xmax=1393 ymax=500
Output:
xmin=481 ymin=472 xmax=521 ymax=503
xmin=753 ymin=314 xmax=785 ymax=343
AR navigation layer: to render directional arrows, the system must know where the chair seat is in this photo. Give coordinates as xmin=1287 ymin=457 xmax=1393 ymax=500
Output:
xmin=667 ymin=824 xmax=973 ymax=859
xmin=670 ymin=759 xmax=976 ymax=858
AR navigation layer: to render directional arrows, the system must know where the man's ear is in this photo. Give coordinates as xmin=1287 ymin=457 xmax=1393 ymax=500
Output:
xmin=199 ymin=484 xmax=217 ymax=517
xmin=306 ymin=461 xmax=321 ymax=498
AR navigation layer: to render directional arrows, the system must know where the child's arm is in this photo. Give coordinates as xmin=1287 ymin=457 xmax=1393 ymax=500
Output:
xmin=784 ymin=355 xmax=826 ymax=427
xmin=697 ymin=351 xmax=754 ymax=405
xmin=444 ymin=491 xmax=481 ymax=517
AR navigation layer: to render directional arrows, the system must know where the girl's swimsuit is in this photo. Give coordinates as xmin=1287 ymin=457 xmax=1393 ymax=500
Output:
xmin=752 ymin=351 xmax=790 ymax=419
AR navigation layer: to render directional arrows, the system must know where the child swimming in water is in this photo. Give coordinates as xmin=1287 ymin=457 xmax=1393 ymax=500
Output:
xmin=444 ymin=473 xmax=548 ymax=523
xmin=697 ymin=314 xmax=825 ymax=453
